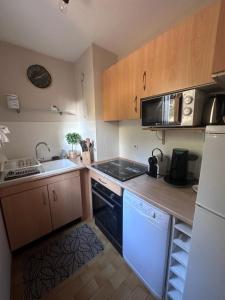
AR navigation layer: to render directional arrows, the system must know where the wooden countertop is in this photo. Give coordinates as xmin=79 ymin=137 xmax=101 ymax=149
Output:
xmin=122 ymin=174 xmax=196 ymax=225
xmin=0 ymin=157 xmax=196 ymax=225
xmin=88 ymin=160 xmax=196 ymax=225
xmin=0 ymin=162 xmax=86 ymax=189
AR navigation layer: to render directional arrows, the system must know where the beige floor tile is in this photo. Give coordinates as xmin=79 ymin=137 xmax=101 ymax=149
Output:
xmin=73 ymin=278 xmax=99 ymax=300
xmin=90 ymin=281 xmax=115 ymax=300
xmin=109 ymin=282 xmax=132 ymax=300
xmin=129 ymin=285 xmax=149 ymax=300
xmin=11 ymin=222 xmax=156 ymax=300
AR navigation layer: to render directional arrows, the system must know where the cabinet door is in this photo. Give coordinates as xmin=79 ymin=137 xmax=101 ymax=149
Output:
xmin=103 ymin=64 xmax=119 ymax=121
xmin=1 ymin=186 xmax=52 ymax=250
xmin=118 ymin=55 xmax=137 ymax=120
xmin=212 ymin=0 xmax=225 ymax=74
xmin=118 ymin=47 xmax=149 ymax=120
xmin=48 ymin=176 xmax=82 ymax=230
xmin=150 ymin=1 xmax=219 ymax=96
xmin=138 ymin=43 xmax=154 ymax=99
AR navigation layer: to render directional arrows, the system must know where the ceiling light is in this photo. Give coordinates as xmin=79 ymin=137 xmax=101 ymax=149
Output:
xmin=58 ymin=0 xmax=69 ymax=14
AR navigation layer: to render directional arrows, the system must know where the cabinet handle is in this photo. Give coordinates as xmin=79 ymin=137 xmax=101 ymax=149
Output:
xmin=143 ymin=71 xmax=146 ymax=91
xmin=134 ymin=96 xmax=138 ymax=113
xmin=99 ymin=178 xmax=107 ymax=185
xmin=53 ymin=190 xmax=57 ymax=202
xmin=42 ymin=192 xmax=47 ymax=205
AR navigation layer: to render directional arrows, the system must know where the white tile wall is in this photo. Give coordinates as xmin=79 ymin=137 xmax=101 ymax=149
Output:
xmin=119 ymin=120 xmax=204 ymax=178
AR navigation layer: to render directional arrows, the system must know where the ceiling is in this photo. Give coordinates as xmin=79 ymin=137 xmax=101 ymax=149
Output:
xmin=0 ymin=0 xmax=214 ymax=62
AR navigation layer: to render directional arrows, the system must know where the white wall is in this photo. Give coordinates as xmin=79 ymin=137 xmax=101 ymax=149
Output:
xmin=0 ymin=41 xmax=77 ymax=123
xmin=0 ymin=42 xmax=119 ymax=161
xmin=92 ymin=44 xmax=119 ymax=160
xmin=119 ymin=120 xmax=204 ymax=178
xmin=0 ymin=210 xmax=11 ymax=300
xmin=0 ymin=121 xmax=96 ymax=160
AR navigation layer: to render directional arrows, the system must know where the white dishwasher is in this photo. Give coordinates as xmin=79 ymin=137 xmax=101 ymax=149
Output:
xmin=123 ymin=190 xmax=171 ymax=300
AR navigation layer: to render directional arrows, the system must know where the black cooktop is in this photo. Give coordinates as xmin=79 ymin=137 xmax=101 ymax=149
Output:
xmin=92 ymin=159 xmax=147 ymax=182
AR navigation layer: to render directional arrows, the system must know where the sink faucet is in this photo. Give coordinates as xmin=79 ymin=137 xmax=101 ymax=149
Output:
xmin=35 ymin=142 xmax=51 ymax=162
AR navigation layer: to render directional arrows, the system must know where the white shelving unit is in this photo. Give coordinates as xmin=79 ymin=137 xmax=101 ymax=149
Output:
xmin=166 ymin=218 xmax=193 ymax=300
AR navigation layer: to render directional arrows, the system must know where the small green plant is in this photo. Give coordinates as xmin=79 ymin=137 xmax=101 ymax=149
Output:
xmin=66 ymin=132 xmax=81 ymax=151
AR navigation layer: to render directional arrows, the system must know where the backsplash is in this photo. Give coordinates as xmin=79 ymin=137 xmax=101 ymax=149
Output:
xmin=0 ymin=121 xmax=96 ymax=160
xmin=119 ymin=120 xmax=204 ymax=178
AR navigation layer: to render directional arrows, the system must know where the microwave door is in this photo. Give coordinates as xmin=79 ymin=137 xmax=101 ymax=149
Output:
xmin=173 ymin=93 xmax=182 ymax=124
xmin=165 ymin=94 xmax=182 ymax=125
xmin=141 ymin=97 xmax=164 ymax=126
xmin=163 ymin=96 xmax=170 ymax=125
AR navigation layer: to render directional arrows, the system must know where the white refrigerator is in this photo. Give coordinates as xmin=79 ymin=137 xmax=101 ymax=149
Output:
xmin=183 ymin=126 xmax=225 ymax=300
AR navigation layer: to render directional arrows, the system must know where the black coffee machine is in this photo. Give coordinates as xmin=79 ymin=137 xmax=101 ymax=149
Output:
xmin=164 ymin=148 xmax=192 ymax=186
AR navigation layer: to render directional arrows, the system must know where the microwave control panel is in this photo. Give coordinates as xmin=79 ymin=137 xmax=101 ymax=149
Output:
xmin=181 ymin=89 xmax=206 ymax=126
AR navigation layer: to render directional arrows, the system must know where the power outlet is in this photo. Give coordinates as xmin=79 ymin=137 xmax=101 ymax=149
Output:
xmin=133 ymin=144 xmax=138 ymax=151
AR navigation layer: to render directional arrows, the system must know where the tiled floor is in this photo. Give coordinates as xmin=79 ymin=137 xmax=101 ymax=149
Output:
xmin=12 ymin=221 xmax=156 ymax=300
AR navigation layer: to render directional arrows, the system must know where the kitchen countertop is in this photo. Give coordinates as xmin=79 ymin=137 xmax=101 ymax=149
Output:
xmin=88 ymin=160 xmax=196 ymax=225
xmin=0 ymin=160 xmax=86 ymax=189
xmin=0 ymin=157 xmax=196 ymax=225
xmin=122 ymin=174 xmax=196 ymax=225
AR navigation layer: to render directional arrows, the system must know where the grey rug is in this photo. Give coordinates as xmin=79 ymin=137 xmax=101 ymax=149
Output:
xmin=23 ymin=224 xmax=104 ymax=300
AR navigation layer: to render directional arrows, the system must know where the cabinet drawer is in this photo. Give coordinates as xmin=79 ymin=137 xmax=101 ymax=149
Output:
xmin=90 ymin=170 xmax=122 ymax=196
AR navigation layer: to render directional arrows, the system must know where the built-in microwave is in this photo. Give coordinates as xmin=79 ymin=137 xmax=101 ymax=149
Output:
xmin=141 ymin=89 xmax=207 ymax=127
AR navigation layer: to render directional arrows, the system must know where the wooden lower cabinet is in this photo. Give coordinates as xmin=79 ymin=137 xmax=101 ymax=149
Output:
xmin=1 ymin=186 xmax=52 ymax=250
xmin=1 ymin=171 xmax=83 ymax=250
xmin=48 ymin=176 xmax=82 ymax=230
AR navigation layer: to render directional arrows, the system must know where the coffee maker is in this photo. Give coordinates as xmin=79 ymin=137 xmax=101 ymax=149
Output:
xmin=164 ymin=148 xmax=190 ymax=186
xmin=146 ymin=148 xmax=168 ymax=178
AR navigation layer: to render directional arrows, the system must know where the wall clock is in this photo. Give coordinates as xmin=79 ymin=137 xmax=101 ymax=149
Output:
xmin=27 ymin=65 xmax=52 ymax=88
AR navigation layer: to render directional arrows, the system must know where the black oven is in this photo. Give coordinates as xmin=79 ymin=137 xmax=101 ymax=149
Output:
xmin=92 ymin=179 xmax=123 ymax=254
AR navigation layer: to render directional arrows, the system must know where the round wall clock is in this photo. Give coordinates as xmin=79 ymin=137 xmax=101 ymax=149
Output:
xmin=27 ymin=65 xmax=52 ymax=88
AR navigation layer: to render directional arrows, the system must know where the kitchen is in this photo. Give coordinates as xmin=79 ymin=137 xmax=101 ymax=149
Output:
xmin=0 ymin=0 xmax=225 ymax=299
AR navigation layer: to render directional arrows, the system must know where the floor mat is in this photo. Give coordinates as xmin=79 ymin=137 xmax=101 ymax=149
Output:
xmin=23 ymin=223 xmax=104 ymax=300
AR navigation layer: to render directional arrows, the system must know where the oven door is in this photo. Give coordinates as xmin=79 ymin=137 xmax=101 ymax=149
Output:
xmin=163 ymin=93 xmax=182 ymax=125
xmin=92 ymin=188 xmax=122 ymax=253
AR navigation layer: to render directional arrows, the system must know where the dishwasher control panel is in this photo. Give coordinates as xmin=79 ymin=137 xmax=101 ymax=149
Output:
xmin=123 ymin=189 xmax=170 ymax=228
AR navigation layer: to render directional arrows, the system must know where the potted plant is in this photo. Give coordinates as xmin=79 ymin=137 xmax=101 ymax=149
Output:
xmin=66 ymin=132 xmax=81 ymax=159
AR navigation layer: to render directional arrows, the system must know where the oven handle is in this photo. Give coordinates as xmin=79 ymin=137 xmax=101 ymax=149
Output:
xmin=92 ymin=189 xmax=115 ymax=209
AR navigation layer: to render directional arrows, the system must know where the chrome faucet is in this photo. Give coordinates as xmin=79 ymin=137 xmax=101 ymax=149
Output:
xmin=35 ymin=142 xmax=51 ymax=162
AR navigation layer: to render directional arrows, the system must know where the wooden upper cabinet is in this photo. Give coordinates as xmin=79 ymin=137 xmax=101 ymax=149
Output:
xmin=103 ymin=64 xmax=119 ymax=121
xmin=1 ymin=186 xmax=52 ymax=250
xmin=212 ymin=0 xmax=225 ymax=74
xmin=149 ymin=1 xmax=220 ymax=96
xmin=118 ymin=55 xmax=139 ymax=120
xmin=102 ymin=1 xmax=221 ymax=121
xmin=48 ymin=175 xmax=82 ymax=230
xmin=118 ymin=46 xmax=152 ymax=120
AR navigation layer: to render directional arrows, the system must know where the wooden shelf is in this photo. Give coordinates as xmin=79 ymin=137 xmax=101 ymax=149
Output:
xmin=143 ymin=127 xmax=205 ymax=144
xmin=143 ymin=126 xmax=205 ymax=131
xmin=175 ymin=222 xmax=192 ymax=237
xmin=168 ymin=289 xmax=183 ymax=300
xmin=170 ymin=264 xmax=187 ymax=281
xmin=166 ymin=218 xmax=193 ymax=300
xmin=172 ymin=250 xmax=189 ymax=268
xmin=169 ymin=277 xmax=185 ymax=294
xmin=173 ymin=237 xmax=191 ymax=253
